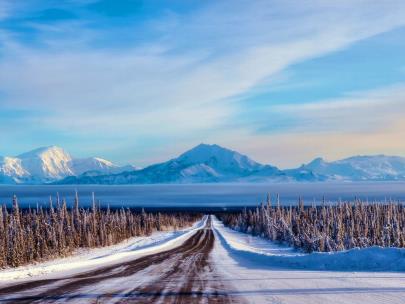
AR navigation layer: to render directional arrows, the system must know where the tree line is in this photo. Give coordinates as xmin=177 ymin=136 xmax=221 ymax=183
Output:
xmin=0 ymin=194 xmax=200 ymax=268
xmin=218 ymin=196 xmax=405 ymax=253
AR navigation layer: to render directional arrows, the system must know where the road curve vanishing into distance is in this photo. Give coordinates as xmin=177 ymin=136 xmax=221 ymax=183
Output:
xmin=0 ymin=217 xmax=241 ymax=304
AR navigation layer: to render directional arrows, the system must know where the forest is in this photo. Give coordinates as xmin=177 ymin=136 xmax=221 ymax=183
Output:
xmin=218 ymin=196 xmax=405 ymax=253
xmin=0 ymin=194 xmax=200 ymax=268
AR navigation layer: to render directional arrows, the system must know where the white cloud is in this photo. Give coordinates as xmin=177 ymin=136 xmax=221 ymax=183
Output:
xmin=1 ymin=0 xmax=405 ymax=163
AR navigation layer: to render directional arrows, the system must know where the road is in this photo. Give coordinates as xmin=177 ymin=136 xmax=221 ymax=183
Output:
xmin=0 ymin=218 xmax=239 ymax=304
xmin=2 ymin=216 xmax=405 ymax=304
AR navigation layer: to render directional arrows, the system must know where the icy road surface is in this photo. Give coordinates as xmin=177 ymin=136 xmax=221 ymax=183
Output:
xmin=1 ymin=216 xmax=405 ymax=303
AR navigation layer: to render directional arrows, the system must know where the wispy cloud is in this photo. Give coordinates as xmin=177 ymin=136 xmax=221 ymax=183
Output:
xmin=0 ymin=0 xmax=405 ymax=163
xmin=217 ymin=84 xmax=405 ymax=168
xmin=268 ymin=84 xmax=405 ymax=133
xmin=220 ymin=120 xmax=405 ymax=169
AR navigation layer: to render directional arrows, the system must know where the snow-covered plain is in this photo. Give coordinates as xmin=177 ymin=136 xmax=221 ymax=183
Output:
xmin=211 ymin=216 xmax=405 ymax=303
xmin=0 ymin=216 xmax=207 ymax=282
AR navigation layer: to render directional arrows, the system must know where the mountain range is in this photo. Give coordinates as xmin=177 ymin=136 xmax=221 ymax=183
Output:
xmin=1 ymin=144 xmax=405 ymax=184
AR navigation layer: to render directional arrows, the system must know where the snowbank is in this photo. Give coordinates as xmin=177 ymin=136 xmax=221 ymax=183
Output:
xmin=0 ymin=216 xmax=207 ymax=282
xmin=212 ymin=216 xmax=405 ymax=272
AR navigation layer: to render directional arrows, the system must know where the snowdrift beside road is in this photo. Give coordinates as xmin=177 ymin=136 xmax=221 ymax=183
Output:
xmin=212 ymin=216 xmax=405 ymax=272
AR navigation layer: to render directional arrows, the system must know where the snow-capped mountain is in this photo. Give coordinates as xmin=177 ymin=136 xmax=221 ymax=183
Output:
xmin=71 ymin=157 xmax=135 ymax=176
xmin=3 ymin=144 xmax=405 ymax=184
xmin=16 ymin=146 xmax=74 ymax=182
xmin=177 ymin=144 xmax=263 ymax=173
xmin=0 ymin=146 xmax=134 ymax=184
xmin=0 ymin=156 xmax=30 ymax=184
xmin=59 ymin=145 xmax=405 ymax=184
xmin=58 ymin=144 xmax=285 ymax=184
xmin=295 ymin=155 xmax=405 ymax=181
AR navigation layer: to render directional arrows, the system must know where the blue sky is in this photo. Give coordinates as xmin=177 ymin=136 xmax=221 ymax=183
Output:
xmin=0 ymin=0 xmax=405 ymax=168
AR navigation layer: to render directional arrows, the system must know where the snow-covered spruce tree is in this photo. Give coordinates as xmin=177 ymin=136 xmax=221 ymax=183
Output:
xmin=0 ymin=196 xmax=200 ymax=268
xmin=218 ymin=196 xmax=405 ymax=253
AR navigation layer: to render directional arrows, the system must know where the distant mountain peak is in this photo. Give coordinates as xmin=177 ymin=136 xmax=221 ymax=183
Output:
xmin=177 ymin=143 xmax=263 ymax=172
xmin=307 ymin=157 xmax=326 ymax=166
xmin=91 ymin=157 xmax=115 ymax=167
xmin=1 ymin=146 xmax=134 ymax=184
xmin=195 ymin=143 xmax=217 ymax=148
xmin=180 ymin=143 xmax=238 ymax=158
xmin=18 ymin=145 xmax=69 ymax=158
xmin=343 ymin=154 xmax=390 ymax=161
xmin=181 ymin=143 xmax=230 ymax=155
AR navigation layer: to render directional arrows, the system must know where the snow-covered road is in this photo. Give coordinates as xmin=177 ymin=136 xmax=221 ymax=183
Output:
xmin=1 ymin=215 xmax=405 ymax=303
xmin=0 ymin=216 xmax=238 ymax=303
xmin=0 ymin=216 xmax=208 ymax=282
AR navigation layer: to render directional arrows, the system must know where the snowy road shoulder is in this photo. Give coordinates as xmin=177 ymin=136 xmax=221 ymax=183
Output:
xmin=212 ymin=216 xmax=405 ymax=272
xmin=211 ymin=216 xmax=405 ymax=304
xmin=0 ymin=216 xmax=208 ymax=282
